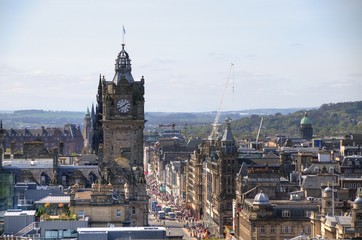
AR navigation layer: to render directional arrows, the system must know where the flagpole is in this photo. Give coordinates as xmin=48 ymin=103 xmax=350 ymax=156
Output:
xmin=122 ymin=25 xmax=126 ymax=45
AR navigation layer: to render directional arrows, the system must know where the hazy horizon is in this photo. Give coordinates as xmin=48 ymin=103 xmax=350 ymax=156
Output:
xmin=1 ymin=1 xmax=361 ymax=112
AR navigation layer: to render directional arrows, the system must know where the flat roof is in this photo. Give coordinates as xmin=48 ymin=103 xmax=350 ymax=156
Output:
xmin=35 ymin=195 xmax=70 ymax=204
xmin=5 ymin=210 xmax=36 ymax=216
xmin=77 ymin=227 xmax=166 ymax=232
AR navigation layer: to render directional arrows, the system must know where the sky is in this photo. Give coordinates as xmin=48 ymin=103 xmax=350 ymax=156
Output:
xmin=0 ymin=0 xmax=361 ymax=113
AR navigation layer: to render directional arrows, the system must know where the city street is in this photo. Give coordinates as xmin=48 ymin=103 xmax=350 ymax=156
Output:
xmin=148 ymin=213 xmax=195 ymax=240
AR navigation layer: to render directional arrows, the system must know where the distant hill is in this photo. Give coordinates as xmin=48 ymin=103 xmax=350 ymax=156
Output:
xmin=0 ymin=110 xmax=85 ymax=128
xmin=0 ymin=108 xmax=307 ymax=129
xmin=229 ymin=101 xmax=362 ymax=140
xmin=1 ymin=102 xmax=360 ymax=140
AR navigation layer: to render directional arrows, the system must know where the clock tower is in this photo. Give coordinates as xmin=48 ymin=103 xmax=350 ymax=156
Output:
xmin=88 ymin=40 xmax=148 ymax=226
xmin=100 ymin=44 xmax=146 ymax=195
xmin=101 ymin=43 xmax=145 ymax=168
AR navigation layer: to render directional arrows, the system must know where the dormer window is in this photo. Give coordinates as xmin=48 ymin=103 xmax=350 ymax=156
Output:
xmin=282 ymin=209 xmax=291 ymax=217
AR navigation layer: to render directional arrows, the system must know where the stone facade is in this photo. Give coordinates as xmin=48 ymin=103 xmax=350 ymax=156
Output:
xmin=2 ymin=124 xmax=84 ymax=155
xmin=90 ymin=43 xmax=148 ymax=226
xmin=187 ymin=118 xmax=238 ymax=237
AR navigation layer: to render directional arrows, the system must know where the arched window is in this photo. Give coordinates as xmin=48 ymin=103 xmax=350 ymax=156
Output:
xmin=40 ymin=172 xmax=47 ymax=185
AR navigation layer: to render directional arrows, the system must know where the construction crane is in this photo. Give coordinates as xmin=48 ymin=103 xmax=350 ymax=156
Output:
xmin=209 ymin=63 xmax=234 ymax=140
xmin=256 ymin=117 xmax=263 ymax=142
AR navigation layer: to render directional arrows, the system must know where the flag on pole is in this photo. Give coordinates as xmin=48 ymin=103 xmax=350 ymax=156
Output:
xmin=123 ymin=26 xmax=126 ymax=34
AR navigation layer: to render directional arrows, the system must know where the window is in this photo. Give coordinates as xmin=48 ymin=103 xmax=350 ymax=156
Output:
xmin=282 ymin=226 xmax=289 ymax=233
xmin=45 ymin=230 xmax=59 ymax=238
xmin=116 ymin=209 xmax=121 ymax=217
xmin=78 ymin=210 xmax=84 ymax=217
xmin=132 ymin=207 xmax=136 ymax=215
xmin=62 ymin=175 xmax=67 ymax=185
xmin=270 ymin=225 xmax=275 ymax=234
xmin=304 ymin=210 xmax=311 ymax=217
xmin=41 ymin=175 xmax=46 ymax=185
xmin=260 ymin=226 xmax=265 ymax=234
xmin=282 ymin=209 xmax=291 ymax=217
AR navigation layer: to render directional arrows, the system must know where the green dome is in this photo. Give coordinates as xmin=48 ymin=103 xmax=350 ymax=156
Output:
xmin=300 ymin=112 xmax=312 ymax=125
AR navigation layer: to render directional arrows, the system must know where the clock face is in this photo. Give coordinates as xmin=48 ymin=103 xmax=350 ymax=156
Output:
xmin=326 ymin=200 xmax=332 ymax=207
xmin=117 ymin=99 xmax=131 ymax=113
xmin=357 ymin=212 xmax=362 ymax=220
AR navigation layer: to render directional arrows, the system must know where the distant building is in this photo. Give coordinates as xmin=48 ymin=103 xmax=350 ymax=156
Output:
xmin=2 ymin=124 xmax=84 ymax=155
xmin=300 ymin=112 xmax=313 ymax=140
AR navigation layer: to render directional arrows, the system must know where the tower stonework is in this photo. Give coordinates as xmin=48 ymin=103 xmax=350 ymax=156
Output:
xmin=96 ymin=43 xmax=148 ymax=226
xmin=101 ymin=43 xmax=145 ymax=167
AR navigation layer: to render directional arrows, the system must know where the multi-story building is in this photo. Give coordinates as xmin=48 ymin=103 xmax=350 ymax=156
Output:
xmin=187 ymin=118 xmax=238 ymax=237
xmin=340 ymin=155 xmax=362 ymax=176
xmin=310 ymin=187 xmax=362 ymax=239
xmin=340 ymin=134 xmax=362 ymax=157
xmin=234 ymin=190 xmax=318 ymax=240
xmin=2 ymin=124 xmax=84 ymax=155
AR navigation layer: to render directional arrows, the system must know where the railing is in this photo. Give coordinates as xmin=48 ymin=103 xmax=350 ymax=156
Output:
xmin=14 ymin=221 xmax=38 ymax=237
